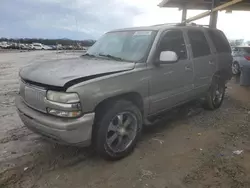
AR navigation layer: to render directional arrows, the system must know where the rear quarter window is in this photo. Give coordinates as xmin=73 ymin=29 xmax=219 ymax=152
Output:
xmin=207 ymin=30 xmax=231 ymax=53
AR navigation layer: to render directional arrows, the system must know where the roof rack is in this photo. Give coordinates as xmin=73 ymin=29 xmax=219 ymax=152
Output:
xmin=178 ymin=22 xmax=209 ymax=27
xmin=151 ymin=22 xmax=209 ymax=28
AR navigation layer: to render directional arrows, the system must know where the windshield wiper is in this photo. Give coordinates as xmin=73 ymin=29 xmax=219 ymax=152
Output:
xmin=98 ymin=53 xmax=125 ymax=61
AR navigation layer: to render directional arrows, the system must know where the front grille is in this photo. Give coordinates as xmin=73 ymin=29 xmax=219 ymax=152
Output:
xmin=20 ymin=81 xmax=47 ymax=113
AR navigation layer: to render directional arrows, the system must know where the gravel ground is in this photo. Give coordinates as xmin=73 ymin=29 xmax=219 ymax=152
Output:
xmin=1 ymin=51 xmax=250 ymax=188
xmin=0 ymin=51 xmax=85 ymax=183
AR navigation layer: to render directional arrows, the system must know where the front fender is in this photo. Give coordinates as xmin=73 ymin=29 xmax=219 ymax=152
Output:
xmin=67 ymin=66 xmax=150 ymax=115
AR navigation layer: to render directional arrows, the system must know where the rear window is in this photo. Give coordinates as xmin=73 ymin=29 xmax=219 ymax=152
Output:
xmin=207 ymin=30 xmax=231 ymax=53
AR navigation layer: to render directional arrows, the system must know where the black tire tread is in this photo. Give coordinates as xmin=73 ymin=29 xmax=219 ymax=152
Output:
xmin=203 ymin=76 xmax=225 ymax=110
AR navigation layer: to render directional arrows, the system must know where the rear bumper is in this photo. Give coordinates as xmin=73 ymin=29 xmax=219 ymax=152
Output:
xmin=15 ymin=95 xmax=94 ymax=146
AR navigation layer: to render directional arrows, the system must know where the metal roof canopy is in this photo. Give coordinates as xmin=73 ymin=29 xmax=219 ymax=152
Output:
xmin=159 ymin=0 xmax=250 ymax=10
xmin=159 ymin=0 xmax=250 ymax=28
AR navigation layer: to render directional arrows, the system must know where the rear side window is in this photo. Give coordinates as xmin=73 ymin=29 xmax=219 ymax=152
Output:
xmin=208 ymin=30 xmax=231 ymax=53
xmin=187 ymin=30 xmax=211 ymax=58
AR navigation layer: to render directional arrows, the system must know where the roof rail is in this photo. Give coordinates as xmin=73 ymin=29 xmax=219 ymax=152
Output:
xmin=151 ymin=22 xmax=209 ymax=28
xmin=179 ymin=22 xmax=211 ymax=28
xmin=151 ymin=23 xmax=181 ymax=27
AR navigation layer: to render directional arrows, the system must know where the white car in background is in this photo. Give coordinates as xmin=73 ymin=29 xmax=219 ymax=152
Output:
xmin=0 ymin=42 xmax=9 ymax=49
xmin=43 ymin=45 xmax=52 ymax=50
xmin=31 ymin=43 xmax=44 ymax=50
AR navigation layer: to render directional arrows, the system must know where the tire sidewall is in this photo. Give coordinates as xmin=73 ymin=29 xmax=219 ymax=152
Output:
xmin=232 ymin=62 xmax=240 ymax=75
xmin=95 ymin=100 xmax=142 ymax=160
xmin=209 ymin=78 xmax=225 ymax=109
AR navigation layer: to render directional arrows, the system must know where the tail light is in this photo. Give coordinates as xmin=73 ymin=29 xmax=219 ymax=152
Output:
xmin=244 ymin=56 xmax=250 ymax=61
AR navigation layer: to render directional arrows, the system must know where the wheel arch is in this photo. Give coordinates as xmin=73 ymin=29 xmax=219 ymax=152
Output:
xmin=94 ymin=92 xmax=144 ymax=118
xmin=213 ymin=69 xmax=232 ymax=82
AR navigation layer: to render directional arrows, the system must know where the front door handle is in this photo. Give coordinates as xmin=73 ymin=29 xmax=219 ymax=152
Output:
xmin=185 ymin=66 xmax=192 ymax=71
xmin=209 ymin=61 xmax=215 ymax=65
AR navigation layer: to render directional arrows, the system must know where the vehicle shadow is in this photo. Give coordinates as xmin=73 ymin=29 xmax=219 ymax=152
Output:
xmin=142 ymin=101 xmax=203 ymax=139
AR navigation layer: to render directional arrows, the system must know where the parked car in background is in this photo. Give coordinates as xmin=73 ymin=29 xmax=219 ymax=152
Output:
xmin=16 ymin=24 xmax=232 ymax=160
xmin=50 ymin=45 xmax=57 ymax=50
xmin=6 ymin=43 xmax=19 ymax=49
xmin=56 ymin=44 xmax=63 ymax=50
xmin=0 ymin=41 xmax=9 ymax=49
xmin=31 ymin=43 xmax=44 ymax=50
xmin=42 ymin=45 xmax=52 ymax=50
xmin=231 ymin=46 xmax=250 ymax=75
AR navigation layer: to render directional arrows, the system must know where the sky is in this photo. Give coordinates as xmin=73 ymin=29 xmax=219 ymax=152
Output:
xmin=0 ymin=0 xmax=250 ymax=40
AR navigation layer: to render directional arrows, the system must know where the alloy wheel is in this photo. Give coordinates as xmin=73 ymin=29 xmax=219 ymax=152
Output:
xmin=106 ymin=112 xmax=137 ymax=153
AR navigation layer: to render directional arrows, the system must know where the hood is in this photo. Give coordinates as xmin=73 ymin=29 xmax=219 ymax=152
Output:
xmin=20 ymin=57 xmax=135 ymax=88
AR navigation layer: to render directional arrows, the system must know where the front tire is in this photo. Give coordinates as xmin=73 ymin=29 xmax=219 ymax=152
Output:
xmin=94 ymin=100 xmax=142 ymax=160
xmin=203 ymin=77 xmax=226 ymax=110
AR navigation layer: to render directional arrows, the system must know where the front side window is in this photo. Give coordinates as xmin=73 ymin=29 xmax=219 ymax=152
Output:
xmin=158 ymin=30 xmax=187 ymax=60
xmin=87 ymin=30 xmax=157 ymax=62
xmin=188 ymin=30 xmax=211 ymax=58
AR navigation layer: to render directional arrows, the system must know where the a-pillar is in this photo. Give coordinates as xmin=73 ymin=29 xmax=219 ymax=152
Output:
xmin=209 ymin=0 xmax=220 ymax=28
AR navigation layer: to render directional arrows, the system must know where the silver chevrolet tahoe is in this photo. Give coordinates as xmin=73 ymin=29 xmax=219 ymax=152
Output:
xmin=16 ymin=24 xmax=232 ymax=160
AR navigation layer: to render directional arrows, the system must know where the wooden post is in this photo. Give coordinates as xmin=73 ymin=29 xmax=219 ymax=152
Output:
xmin=209 ymin=0 xmax=219 ymax=28
xmin=182 ymin=6 xmax=187 ymax=22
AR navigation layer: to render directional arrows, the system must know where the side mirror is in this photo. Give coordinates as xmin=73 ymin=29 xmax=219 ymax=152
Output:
xmin=158 ymin=51 xmax=178 ymax=64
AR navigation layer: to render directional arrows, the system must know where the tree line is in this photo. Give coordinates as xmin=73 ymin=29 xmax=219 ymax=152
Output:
xmin=0 ymin=38 xmax=96 ymax=46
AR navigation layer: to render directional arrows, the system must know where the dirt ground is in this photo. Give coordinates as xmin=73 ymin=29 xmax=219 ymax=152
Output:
xmin=1 ymin=51 xmax=250 ymax=188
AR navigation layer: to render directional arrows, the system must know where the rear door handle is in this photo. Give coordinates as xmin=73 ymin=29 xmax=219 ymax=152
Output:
xmin=164 ymin=71 xmax=174 ymax=75
xmin=185 ymin=66 xmax=192 ymax=71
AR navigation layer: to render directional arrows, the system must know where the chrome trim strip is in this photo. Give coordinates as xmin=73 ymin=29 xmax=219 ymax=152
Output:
xmin=44 ymin=99 xmax=81 ymax=111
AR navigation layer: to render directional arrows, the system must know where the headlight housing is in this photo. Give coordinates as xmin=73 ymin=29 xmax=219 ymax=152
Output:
xmin=46 ymin=91 xmax=82 ymax=118
xmin=46 ymin=90 xmax=80 ymax=103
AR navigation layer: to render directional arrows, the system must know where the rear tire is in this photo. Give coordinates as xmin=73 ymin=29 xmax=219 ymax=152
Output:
xmin=203 ymin=76 xmax=226 ymax=110
xmin=94 ymin=100 xmax=142 ymax=160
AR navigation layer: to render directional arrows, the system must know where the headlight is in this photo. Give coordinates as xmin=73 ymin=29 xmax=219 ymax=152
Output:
xmin=46 ymin=90 xmax=80 ymax=103
xmin=46 ymin=91 xmax=82 ymax=118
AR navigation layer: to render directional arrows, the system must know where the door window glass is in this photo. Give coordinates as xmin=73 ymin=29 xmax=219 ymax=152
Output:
xmin=188 ymin=30 xmax=211 ymax=58
xmin=158 ymin=30 xmax=187 ymax=60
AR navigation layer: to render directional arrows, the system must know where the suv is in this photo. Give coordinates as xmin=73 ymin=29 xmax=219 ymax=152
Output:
xmin=16 ymin=24 xmax=232 ymax=160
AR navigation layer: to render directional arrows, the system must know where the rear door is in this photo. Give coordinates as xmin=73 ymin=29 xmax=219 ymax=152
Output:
xmin=186 ymin=29 xmax=215 ymax=94
xmin=207 ymin=29 xmax=232 ymax=79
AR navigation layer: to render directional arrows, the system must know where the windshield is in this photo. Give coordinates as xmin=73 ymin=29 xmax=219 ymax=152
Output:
xmin=87 ymin=30 xmax=157 ymax=62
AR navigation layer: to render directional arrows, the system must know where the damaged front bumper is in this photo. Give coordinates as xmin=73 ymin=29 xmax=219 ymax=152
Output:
xmin=15 ymin=95 xmax=95 ymax=146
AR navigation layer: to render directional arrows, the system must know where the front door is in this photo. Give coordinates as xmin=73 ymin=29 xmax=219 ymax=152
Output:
xmin=149 ymin=29 xmax=194 ymax=114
